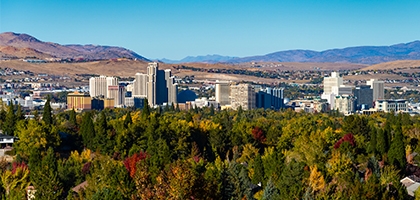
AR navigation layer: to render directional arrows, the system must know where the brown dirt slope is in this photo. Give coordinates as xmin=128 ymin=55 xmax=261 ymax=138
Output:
xmin=361 ymin=60 xmax=420 ymax=71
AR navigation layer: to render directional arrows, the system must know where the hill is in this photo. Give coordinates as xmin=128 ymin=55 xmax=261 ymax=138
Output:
xmin=226 ymin=41 xmax=420 ymax=64
xmin=160 ymin=54 xmax=239 ymax=64
xmin=0 ymin=32 xmax=150 ymax=61
xmin=361 ymin=60 xmax=420 ymax=71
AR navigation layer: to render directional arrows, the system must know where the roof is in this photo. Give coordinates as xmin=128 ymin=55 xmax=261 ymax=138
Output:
xmin=71 ymin=181 xmax=88 ymax=193
xmin=407 ymin=182 xmax=420 ymax=197
xmin=0 ymin=134 xmax=17 ymax=139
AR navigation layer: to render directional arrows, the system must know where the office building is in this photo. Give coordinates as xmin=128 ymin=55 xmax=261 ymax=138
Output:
xmin=230 ymin=84 xmax=256 ymax=110
xmin=67 ymin=92 xmax=91 ymax=111
xmin=215 ymin=81 xmax=230 ymax=106
xmin=256 ymin=87 xmax=284 ymax=110
xmin=321 ymin=72 xmax=343 ymax=106
xmin=375 ymin=99 xmax=408 ymax=113
xmin=367 ymin=79 xmax=384 ymax=101
xmin=354 ymin=85 xmax=373 ymax=110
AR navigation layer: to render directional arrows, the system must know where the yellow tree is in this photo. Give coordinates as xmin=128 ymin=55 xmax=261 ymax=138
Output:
xmin=1 ymin=162 xmax=30 ymax=198
xmin=308 ymin=165 xmax=325 ymax=193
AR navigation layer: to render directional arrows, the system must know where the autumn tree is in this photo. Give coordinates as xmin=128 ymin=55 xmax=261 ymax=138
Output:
xmin=43 ymin=95 xmax=53 ymax=125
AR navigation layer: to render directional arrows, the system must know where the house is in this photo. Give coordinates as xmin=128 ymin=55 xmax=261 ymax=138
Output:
xmin=400 ymin=176 xmax=420 ymax=197
xmin=0 ymin=133 xmax=18 ymax=148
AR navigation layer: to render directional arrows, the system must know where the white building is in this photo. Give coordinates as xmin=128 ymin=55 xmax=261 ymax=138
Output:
xmin=215 ymin=80 xmax=230 ymax=106
xmin=107 ymin=85 xmax=126 ymax=107
xmin=89 ymin=76 xmax=118 ymax=98
xmin=321 ymin=72 xmax=343 ymax=106
xmin=230 ymin=83 xmax=256 ymax=110
xmin=133 ymin=73 xmax=147 ymax=97
xmin=375 ymin=99 xmax=408 ymax=113
xmin=334 ymin=95 xmax=356 ymax=115
xmin=367 ymin=79 xmax=384 ymax=101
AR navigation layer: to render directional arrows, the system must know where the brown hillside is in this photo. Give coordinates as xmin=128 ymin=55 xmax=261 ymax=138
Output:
xmin=361 ymin=60 xmax=420 ymax=71
xmin=0 ymin=46 xmax=54 ymax=59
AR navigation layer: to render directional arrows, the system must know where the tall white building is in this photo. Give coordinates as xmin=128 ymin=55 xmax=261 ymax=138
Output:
xmin=165 ymin=69 xmax=178 ymax=105
xmin=133 ymin=73 xmax=147 ymax=97
xmin=146 ymin=62 xmax=158 ymax=107
xmin=230 ymin=84 xmax=256 ymax=110
xmin=367 ymin=79 xmax=384 ymax=101
xmin=107 ymin=85 xmax=126 ymax=107
xmin=321 ymin=72 xmax=344 ymax=107
xmin=89 ymin=76 xmax=118 ymax=98
xmin=215 ymin=80 xmax=230 ymax=106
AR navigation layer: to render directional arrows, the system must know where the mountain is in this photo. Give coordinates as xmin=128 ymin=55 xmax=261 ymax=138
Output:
xmin=160 ymin=54 xmax=238 ymax=64
xmin=227 ymin=41 xmax=420 ymax=64
xmin=0 ymin=32 xmax=150 ymax=61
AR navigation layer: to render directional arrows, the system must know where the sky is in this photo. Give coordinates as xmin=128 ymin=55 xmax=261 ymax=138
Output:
xmin=1 ymin=0 xmax=419 ymax=60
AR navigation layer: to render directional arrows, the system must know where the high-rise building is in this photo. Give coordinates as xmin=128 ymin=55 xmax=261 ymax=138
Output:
xmin=133 ymin=73 xmax=147 ymax=97
xmin=147 ymin=62 xmax=158 ymax=107
xmin=107 ymin=85 xmax=126 ymax=107
xmin=89 ymin=76 xmax=118 ymax=98
xmin=256 ymin=87 xmax=284 ymax=110
xmin=367 ymin=79 xmax=384 ymax=101
xmin=323 ymin=72 xmax=343 ymax=95
xmin=215 ymin=80 xmax=230 ymax=106
xmin=321 ymin=72 xmax=344 ymax=106
xmin=230 ymin=84 xmax=256 ymax=110
xmin=165 ymin=69 xmax=178 ymax=105
xmin=354 ymin=85 xmax=373 ymax=110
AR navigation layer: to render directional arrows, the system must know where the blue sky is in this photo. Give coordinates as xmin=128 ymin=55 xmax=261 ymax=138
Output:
xmin=1 ymin=0 xmax=419 ymax=60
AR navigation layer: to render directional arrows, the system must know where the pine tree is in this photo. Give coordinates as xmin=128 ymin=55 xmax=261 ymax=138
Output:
xmin=142 ymin=98 xmax=150 ymax=119
xmin=32 ymin=147 xmax=63 ymax=199
xmin=368 ymin=127 xmax=377 ymax=154
xmin=388 ymin=124 xmax=406 ymax=171
xmin=252 ymin=154 xmax=264 ymax=185
xmin=42 ymin=95 xmax=53 ymax=125
xmin=123 ymin=111 xmax=132 ymax=128
xmin=81 ymin=112 xmax=95 ymax=150
xmin=69 ymin=108 xmax=77 ymax=126
xmin=376 ymin=128 xmax=388 ymax=156
xmin=15 ymin=104 xmax=24 ymax=121
xmin=262 ymin=177 xmax=279 ymax=200
xmin=3 ymin=101 xmax=16 ymax=135
xmin=175 ymin=103 xmax=180 ymax=112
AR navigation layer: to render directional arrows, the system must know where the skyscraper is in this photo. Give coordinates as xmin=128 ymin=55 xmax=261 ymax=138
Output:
xmin=89 ymin=76 xmax=118 ymax=98
xmin=354 ymin=85 xmax=373 ymax=110
xmin=367 ymin=79 xmax=384 ymax=101
xmin=147 ymin=62 xmax=158 ymax=107
xmin=230 ymin=84 xmax=256 ymax=110
xmin=133 ymin=73 xmax=147 ymax=97
xmin=107 ymin=85 xmax=126 ymax=107
xmin=215 ymin=80 xmax=230 ymax=106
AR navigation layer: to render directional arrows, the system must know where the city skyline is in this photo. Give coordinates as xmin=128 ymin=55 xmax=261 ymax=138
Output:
xmin=1 ymin=0 xmax=419 ymax=60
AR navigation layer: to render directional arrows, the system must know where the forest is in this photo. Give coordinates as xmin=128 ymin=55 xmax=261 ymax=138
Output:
xmin=0 ymin=97 xmax=419 ymax=199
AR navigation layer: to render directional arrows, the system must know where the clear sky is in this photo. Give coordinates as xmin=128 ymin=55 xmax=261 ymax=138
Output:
xmin=0 ymin=0 xmax=419 ymax=60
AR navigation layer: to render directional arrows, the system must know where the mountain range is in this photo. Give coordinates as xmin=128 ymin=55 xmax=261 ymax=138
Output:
xmin=1 ymin=32 xmax=420 ymax=65
xmin=0 ymin=32 xmax=149 ymax=61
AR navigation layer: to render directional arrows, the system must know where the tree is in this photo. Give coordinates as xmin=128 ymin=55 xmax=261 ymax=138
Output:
xmin=252 ymin=154 xmax=264 ymax=185
xmin=3 ymin=101 xmax=16 ymax=135
xmin=32 ymin=147 xmax=63 ymax=199
xmin=262 ymin=177 xmax=279 ymax=200
xmin=43 ymin=95 xmax=53 ymax=125
xmin=69 ymin=108 xmax=77 ymax=126
xmin=142 ymin=99 xmax=150 ymax=119
xmin=80 ymin=112 xmax=95 ymax=150
xmin=124 ymin=111 xmax=132 ymax=128
xmin=1 ymin=162 xmax=30 ymax=199
xmin=388 ymin=124 xmax=406 ymax=171
xmin=376 ymin=128 xmax=388 ymax=156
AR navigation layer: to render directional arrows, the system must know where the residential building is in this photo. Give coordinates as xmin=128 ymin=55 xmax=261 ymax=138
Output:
xmin=334 ymin=95 xmax=356 ymax=115
xmin=133 ymin=73 xmax=147 ymax=97
xmin=107 ymin=85 xmax=126 ymax=107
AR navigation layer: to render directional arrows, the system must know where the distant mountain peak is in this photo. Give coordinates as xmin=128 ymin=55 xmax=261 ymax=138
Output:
xmin=0 ymin=32 xmax=150 ymax=61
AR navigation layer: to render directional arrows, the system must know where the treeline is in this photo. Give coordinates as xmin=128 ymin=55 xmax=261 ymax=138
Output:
xmin=0 ymin=98 xmax=419 ymax=199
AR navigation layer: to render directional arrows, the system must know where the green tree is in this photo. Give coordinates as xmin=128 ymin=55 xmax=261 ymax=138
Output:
xmin=43 ymin=95 xmax=53 ymax=125
xmin=123 ymin=111 xmax=132 ymax=128
xmin=252 ymin=154 xmax=264 ymax=185
xmin=388 ymin=124 xmax=406 ymax=171
xmin=32 ymin=147 xmax=63 ymax=199
xmin=3 ymin=102 xmax=16 ymax=135
xmin=80 ymin=112 xmax=95 ymax=150
xmin=262 ymin=177 xmax=279 ymax=200
xmin=142 ymin=99 xmax=150 ymax=119
xmin=376 ymin=128 xmax=388 ymax=156
xmin=69 ymin=108 xmax=77 ymax=126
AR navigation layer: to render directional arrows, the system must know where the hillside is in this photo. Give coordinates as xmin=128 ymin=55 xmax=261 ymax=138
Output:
xmin=361 ymin=60 xmax=420 ymax=71
xmin=0 ymin=32 xmax=150 ymax=61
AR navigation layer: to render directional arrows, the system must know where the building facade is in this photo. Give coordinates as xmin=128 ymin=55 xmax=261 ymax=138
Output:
xmin=375 ymin=99 xmax=408 ymax=113
xmin=230 ymin=84 xmax=256 ymax=110
xmin=334 ymin=95 xmax=356 ymax=115
xmin=367 ymin=79 xmax=384 ymax=101
xmin=215 ymin=80 xmax=230 ymax=106
xmin=67 ymin=92 xmax=91 ymax=111
xmin=89 ymin=76 xmax=118 ymax=98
